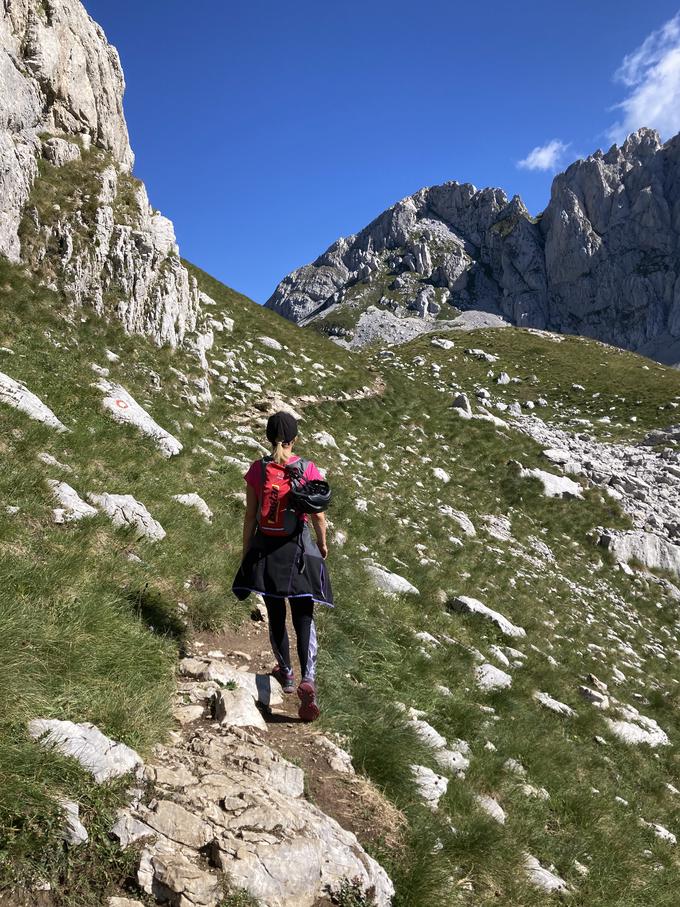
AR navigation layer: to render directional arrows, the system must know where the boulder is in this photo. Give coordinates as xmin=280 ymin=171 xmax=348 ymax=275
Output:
xmin=519 ymin=466 xmax=582 ymax=498
xmin=448 ymin=595 xmax=526 ymax=638
xmin=95 ymin=381 xmax=182 ymax=457
xmin=475 ymin=663 xmax=512 ymax=692
xmin=0 ymin=372 xmax=67 ymax=431
xmin=533 ymin=691 xmax=576 ymax=718
xmin=410 ymin=764 xmax=448 ymax=810
xmin=605 ymin=705 xmax=670 ymax=747
xmin=599 ymin=530 xmax=680 ymax=577
xmin=475 ymin=794 xmax=506 ymax=824
xmin=362 ymin=560 xmax=420 ymax=596
xmin=49 ymin=480 xmax=98 ymax=523
xmin=213 ymin=687 xmax=268 ymax=732
xmin=171 ymin=493 xmax=213 ymax=524
xmin=28 ymin=719 xmax=142 ymax=782
xmin=87 ymin=492 xmax=166 ymax=542
xmin=523 ymin=854 xmax=570 ymax=893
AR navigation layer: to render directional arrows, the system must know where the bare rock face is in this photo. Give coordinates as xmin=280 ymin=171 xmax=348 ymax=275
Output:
xmin=266 ymin=128 xmax=680 ymax=364
xmin=130 ymin=726 xmax=395 ymax=907
xmin=0 ymin=0 xmax=204 ymax=347
xmin=1 ymin=0 xmax=132 ymax=259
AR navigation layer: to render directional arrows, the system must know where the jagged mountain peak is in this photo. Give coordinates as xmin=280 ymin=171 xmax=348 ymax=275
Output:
xmin=266 ymin=126 xmax=680 ymax=364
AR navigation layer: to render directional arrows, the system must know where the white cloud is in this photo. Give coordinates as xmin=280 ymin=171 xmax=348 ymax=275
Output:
xmin=608 ymin=12 xmax=680 ymax=144
xmin=517 ymin=139 xmax=570 ymax=172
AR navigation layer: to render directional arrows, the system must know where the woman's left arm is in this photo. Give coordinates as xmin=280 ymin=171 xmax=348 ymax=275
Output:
xmin=242 ymin=484 xmax=258 ymax=557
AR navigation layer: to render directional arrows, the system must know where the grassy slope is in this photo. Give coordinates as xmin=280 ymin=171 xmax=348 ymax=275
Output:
xmin=2 ymin=249 xmax=680 ymax=905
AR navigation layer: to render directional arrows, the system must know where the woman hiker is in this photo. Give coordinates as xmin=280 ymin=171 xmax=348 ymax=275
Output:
xmin=232 ymin=411 xmax=333 ymax=722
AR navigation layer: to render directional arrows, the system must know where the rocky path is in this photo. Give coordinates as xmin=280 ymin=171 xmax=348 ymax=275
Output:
xmin=106 ymin=603 xmax=398 ymax=907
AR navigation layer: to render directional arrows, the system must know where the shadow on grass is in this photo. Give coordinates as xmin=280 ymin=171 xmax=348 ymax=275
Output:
xmin=124 ymin=583 xmax=187 ymax=644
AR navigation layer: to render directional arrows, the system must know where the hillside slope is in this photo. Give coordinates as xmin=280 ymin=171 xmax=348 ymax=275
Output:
xmin=3 ymin=250 xmax=680 ymax=905
xmin=265 ymin=128 xmax=680 ymax=365
xmin=5 ymin=2 xmax=680 ymax=906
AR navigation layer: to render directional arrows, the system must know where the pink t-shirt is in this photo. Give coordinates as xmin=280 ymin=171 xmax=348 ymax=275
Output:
xmin=244 ymin=456 xmax=324 ymax=522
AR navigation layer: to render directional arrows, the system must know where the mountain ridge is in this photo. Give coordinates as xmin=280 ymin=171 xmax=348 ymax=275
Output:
xmin=266 ymin=128 xmax=680 ymax=364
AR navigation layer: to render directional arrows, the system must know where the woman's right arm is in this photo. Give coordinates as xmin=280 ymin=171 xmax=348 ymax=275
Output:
xmin=242 ymin=484 xmax=258 ymax=557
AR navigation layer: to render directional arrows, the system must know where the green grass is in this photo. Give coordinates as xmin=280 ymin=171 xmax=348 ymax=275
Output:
xmin=2 ymin=230 xmax=680 ymax=906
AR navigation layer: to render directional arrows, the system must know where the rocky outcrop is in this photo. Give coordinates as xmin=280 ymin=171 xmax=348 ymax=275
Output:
xmin=266 ymin=128 xmax=680 ymax=364
xmin=0 ymin=0 xmax=203 ymax=346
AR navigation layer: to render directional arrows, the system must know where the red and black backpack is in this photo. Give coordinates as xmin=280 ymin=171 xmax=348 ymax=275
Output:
xmin=257 ymin=456 xmax=308 ymax=537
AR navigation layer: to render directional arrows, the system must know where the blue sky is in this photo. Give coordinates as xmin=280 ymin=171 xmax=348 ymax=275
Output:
xmin=85 ymin=1 xmax=680 ymax=303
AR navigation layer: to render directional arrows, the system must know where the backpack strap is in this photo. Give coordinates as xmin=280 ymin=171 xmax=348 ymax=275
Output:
xmin=256 ymin=456 xmax=270 ymax=522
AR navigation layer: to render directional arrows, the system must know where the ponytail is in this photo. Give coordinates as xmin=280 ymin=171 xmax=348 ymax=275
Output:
xmin=272 ymin=440 xmax=287 ymax=465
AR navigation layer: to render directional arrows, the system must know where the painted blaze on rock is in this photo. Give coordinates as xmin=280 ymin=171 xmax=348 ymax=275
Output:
xmin=95 ymin=380 xmax=183 ymax=457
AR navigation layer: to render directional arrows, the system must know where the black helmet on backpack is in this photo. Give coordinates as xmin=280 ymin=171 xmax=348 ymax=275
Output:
xmin=289 ymin=478 xmax=332 ymax=514
xmin=284 ymin=458 xmax=331 ymax=514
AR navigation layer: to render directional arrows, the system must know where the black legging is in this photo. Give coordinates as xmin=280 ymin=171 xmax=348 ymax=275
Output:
xmin=263 ymin=595 xmax=317 ymax=682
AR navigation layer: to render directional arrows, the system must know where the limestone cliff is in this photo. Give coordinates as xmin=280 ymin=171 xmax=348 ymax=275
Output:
xmin=265 ymin=128 xmax=680 ymax=364
xmin=0 ymin=0 xmax=201 ymax=346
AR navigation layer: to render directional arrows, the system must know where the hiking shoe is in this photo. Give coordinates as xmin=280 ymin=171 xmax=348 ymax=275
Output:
xmin=271 ymin=665 xmax=295 ymax=694
xmin=297 ymin=680 xmax=320 ymax=722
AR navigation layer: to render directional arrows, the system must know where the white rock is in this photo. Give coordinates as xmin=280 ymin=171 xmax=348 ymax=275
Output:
xmin=48 ymin=480 xmax=97 ymax=522
xmin=110 ymin=810 xmax=155 ymax=848
xmin=451 ymin=392 xmax=472 ymax=415
xmin=434 ymin=748 xmax=470 ymax=776
xmin=259 ymin=336 xmax=283 ymax=351
xmin=0 ymin=372 xmax=67 ymax=431
xmin=59 ymin=798 xmax=88 ymax=846
xmin=406 ymin=709 xmax=447 ymax=750
xmin=521 ymin=784 xmax=550 ymax=801
xmin=449 ymin=596 xmax=526 ymax=638
xmin=475 ymin=663 xmax=512 ymax=692
xmin=488 ymin=645 xmax=510 ymax=667
xmin=414 ymin=631 xmax=439 ymax=648
xmin=533 ymin=691 xmax=577 ymax=718
xmin=312 ymin=431 xmax=337 ymax=448
xmin=523 ymin=854 xmax=569 ymax=893
xmin=179 ymin=659 xmax=282 ymax=707
xmin=639 ymin=819 xmax=677 ymax=845
xmin=38 ymin=451 xmax=72 ymax=472
xmin=28 ymin=719 xmax=142 ymax=782
xmin=605 ymin=705 xmax=670 ymax=747
xmin=137 ymin=725 xmax=394 ymax=907
xmin=432 ymin=467 xmax=451 ymax=483
xmin=520 ymin=466 xmax=582 ymax=498
xmin=440 ymin=506 xmax=476 ymax=536
xmin=142 ymin=799 xmax=214 ymax=849
xmin=465 ymin=348 xmax=498 ymax=363
xmin=476 ymin=794 xmax=506 ymax=824
xmin=599 ymin=530 xmax=680 ymax=578
xmin=87 ymin=493 xmax=166 ymax=542
xmin=427 ymin=337 xmax=453 ymax=351
xmin=95 ymin=380 xmax=182 ymax=457
xmin=410 ymin=764 xmax=448 ymax=810
xmin=213 ymin=687 xmax=267 ymax=732
xmin=542 ymin=448 xmax=571 ymax=465
xmin=578 ymin=685 xmax=609 ymax=709
xmin=171 ymin=493 xmax=213 ymax=524
xmin=362 ymin=560 xmax=419 ymax=596
xmin=317 ymin=736 xmax=355 ymax=775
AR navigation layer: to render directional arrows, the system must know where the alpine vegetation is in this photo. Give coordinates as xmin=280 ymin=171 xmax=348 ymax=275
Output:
xmin=3 ymin=3 xmax=680 ymax=907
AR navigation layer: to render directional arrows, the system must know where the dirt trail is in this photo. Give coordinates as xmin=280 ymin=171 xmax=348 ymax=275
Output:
xmin=193 ymin=606 xmax=404 ymax=856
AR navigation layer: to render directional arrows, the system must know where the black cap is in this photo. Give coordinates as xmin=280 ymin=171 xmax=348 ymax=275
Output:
xmin=266 ymin=411 xmax=298 ymax=444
